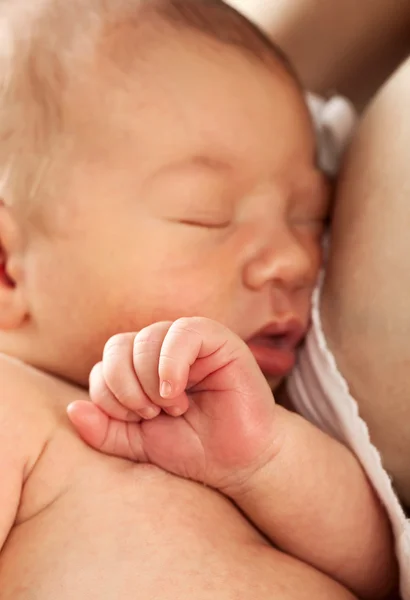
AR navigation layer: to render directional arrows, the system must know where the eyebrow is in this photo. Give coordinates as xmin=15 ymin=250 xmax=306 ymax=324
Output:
xmin=188 ymin=154 xmax=232 ymax=171
xmin=157 ymin=153 xmax=233 ymax=177
xmin=141 ymin=152 xmax=234 ymax=195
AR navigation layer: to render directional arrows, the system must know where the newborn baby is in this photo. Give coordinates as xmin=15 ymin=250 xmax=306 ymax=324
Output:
xmin=0 ymin=0 xmax=396 ymax=598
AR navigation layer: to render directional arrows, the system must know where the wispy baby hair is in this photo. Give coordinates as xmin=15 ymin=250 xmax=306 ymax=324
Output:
xmin=0 ymin=0 xmax=296 ymax=210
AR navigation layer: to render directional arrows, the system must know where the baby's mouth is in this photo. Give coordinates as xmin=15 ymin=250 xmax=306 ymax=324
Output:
xmin=252 ymin=333 xmax=293 ymax=349
xmin=246 ymin=322 xmax=305 ymax=378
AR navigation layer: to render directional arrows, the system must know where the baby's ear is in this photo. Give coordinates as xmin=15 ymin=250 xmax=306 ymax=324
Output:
xmin=0 ymin=201 xmax=28 ymax=329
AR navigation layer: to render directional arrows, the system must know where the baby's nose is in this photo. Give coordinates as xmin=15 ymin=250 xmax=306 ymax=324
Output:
xmin=243 ymin=229 xmax=317 ymax=293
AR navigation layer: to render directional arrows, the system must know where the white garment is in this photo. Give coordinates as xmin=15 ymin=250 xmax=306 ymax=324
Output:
xmin=287 ymin=278 xmax=410 ymax=599
xmin=307 ymin=93 xmax=357 ymax=176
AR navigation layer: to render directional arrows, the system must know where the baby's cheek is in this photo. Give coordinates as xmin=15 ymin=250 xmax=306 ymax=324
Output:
xmin=149 ymin=283 xmax=228 ymax=325
xmin=150 ymin=261 xmax=234 ymax=318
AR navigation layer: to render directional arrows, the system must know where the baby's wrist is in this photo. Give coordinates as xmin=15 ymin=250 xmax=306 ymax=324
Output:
xmin=222 ymin=463 xmax=270 ymax=506
xmin=221 ymin=406 xmax=295 ymax=504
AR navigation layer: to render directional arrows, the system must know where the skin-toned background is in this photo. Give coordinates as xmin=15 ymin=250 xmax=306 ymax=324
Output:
xmin=227 ymin=0 xmax=410 ymax=109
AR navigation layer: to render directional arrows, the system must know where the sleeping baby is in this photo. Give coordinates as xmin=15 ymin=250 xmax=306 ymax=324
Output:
xmin=0 ymin=0 xmax=397 ymax=598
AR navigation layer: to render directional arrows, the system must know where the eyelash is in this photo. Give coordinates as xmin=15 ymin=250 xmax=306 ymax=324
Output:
xmin=177 ymin=219 xmax=231 ymax=230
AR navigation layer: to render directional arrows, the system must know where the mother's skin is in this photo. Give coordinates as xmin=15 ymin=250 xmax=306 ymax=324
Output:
xmin=231 ymin=0 xmax=410 ymax=108
xmin=255 ymin=0 xmax=410 ymax=507
xmin=93 ymin=2 xmax=410 ymax=597
xmin=322 ymin=59 xmax=410 ymax=508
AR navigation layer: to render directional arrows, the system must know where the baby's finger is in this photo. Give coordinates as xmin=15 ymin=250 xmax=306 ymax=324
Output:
xmin=67 ymin=401 xmax=147 ymax=461
xmin=133 ymin=322 xmax=190 ymax=417
xmin=158 ymin=317 xmax=244 ymax=399
xmin=89 ymin=362 xmax=141 ymax=422
xmin=103 ymin=333 xmax=161 ymax=420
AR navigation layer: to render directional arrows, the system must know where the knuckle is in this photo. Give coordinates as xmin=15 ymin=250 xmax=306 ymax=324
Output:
xmin=134 ymin=333 xmax=161 ymax=347
xmin=133 ymin=323 xmax=171 ymax=356
xmin=92 ymin=384 xmax=111 ymax=407
xmin=173 ymin=316 xmax=221 ymax=334
xmin=102 ymin=350 xmax=121 ymax=377
xmin=132 ymin=339 xmax=161 ymax=362
xmin=175 ymin=316 xmax=203 ymax=329
xmin=171 ymin=317 xmax=203 ymax=337
xmin=158 ymin=352 xmax=180 ymax=366
xmin=89 ymin=362 xmax=103 ymax=384
xmin=89 ymin=365 xmax=107 ymax=397
xmin=89 ymin=379 xmax=115 ymax=409
xmin=137 ymin=322 xmax=172 ymax=341
xmin=103 ymin=357 xmax=131 ymax=395
xmin=114 ymin=387 xmax=136 ymax=408
xmin=104 ymin=334 xmax=131 ymax=359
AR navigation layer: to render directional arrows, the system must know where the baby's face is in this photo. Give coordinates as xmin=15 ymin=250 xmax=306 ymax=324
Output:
xmin=19 ymin=34 xmax=328 ymax=387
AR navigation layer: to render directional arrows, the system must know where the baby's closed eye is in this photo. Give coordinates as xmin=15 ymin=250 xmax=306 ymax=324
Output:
xmin=145 ymin=168 xmax=234 ymax=230
xmin=170 ymin=211 xmax=232 ymax=230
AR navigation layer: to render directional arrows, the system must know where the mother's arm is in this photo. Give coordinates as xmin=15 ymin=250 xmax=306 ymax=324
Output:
xmin=229 ymin=0 xmax=410 ymax=107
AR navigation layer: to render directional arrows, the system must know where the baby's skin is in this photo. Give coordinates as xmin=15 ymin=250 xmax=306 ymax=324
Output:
xmin=0 ymin=351 xmax=357 ymax=600
xmin=0 ymin=2 xmax=396 ymax=597
xmin=70 ymin=317 xmax=396 ymax=598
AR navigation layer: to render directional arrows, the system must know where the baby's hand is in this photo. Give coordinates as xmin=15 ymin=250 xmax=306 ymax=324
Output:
xmin=68 ymin=318 xmax=282 ymax=494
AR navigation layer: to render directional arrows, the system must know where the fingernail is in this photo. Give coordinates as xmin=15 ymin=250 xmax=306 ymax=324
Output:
xmin=168 ymin=406 xmax=184 ymax=417
xmin=140 ymin=407 xmax=160 ymax=420
xmin=160 ymin=381 xmax=173 ymax=398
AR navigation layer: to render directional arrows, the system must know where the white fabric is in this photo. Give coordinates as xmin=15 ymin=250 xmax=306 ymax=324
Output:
xmin=287 ymin=278 xmax=410 ymax=599
xmin=307 ymin=93 xmax=357 ymax=176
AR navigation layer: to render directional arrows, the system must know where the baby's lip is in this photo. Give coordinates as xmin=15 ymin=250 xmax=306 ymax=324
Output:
xmin=247 ymin=319 xmax=306 ymax=350
xmin=246 ymin=320 xmax=306 ymax=378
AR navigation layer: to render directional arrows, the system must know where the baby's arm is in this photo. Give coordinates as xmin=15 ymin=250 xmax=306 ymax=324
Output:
xmin=227 ymin=406 xmax=396 ymax=599
xmin=69 ymin=318 xmax=396 ymax=598
xmin=0 ymin=396 xmax=27 ymax=551
xmin=0 ymin=358 xmax=51 ymax=553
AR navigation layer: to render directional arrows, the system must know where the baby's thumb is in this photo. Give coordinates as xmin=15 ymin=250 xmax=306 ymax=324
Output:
xmin=68 ymin=401 xmax=145 ymax=462
xmin=67 ymin=401 xmax=110 ymax=450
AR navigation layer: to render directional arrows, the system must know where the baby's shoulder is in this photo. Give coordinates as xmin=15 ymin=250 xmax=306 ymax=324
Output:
xmin=0 ymin=353 xmax=80 ymax=464
xmin=1 ymin=352 xmax=54 ymax=416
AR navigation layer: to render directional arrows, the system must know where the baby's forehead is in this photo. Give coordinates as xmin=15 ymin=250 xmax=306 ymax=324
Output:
xmin=59 ymin=0 xmax=300 ymax=119
xmin=1 ymin=0 xmax=311 ymax=220
xmin=5 ymin=0 xmax=303 ymax=160
xmin=69 ymin=42 xmax=310 ymax=172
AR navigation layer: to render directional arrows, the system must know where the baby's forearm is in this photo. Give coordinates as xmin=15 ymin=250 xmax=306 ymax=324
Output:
xmin=227 ymin=406 xmax=397 ymax=599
